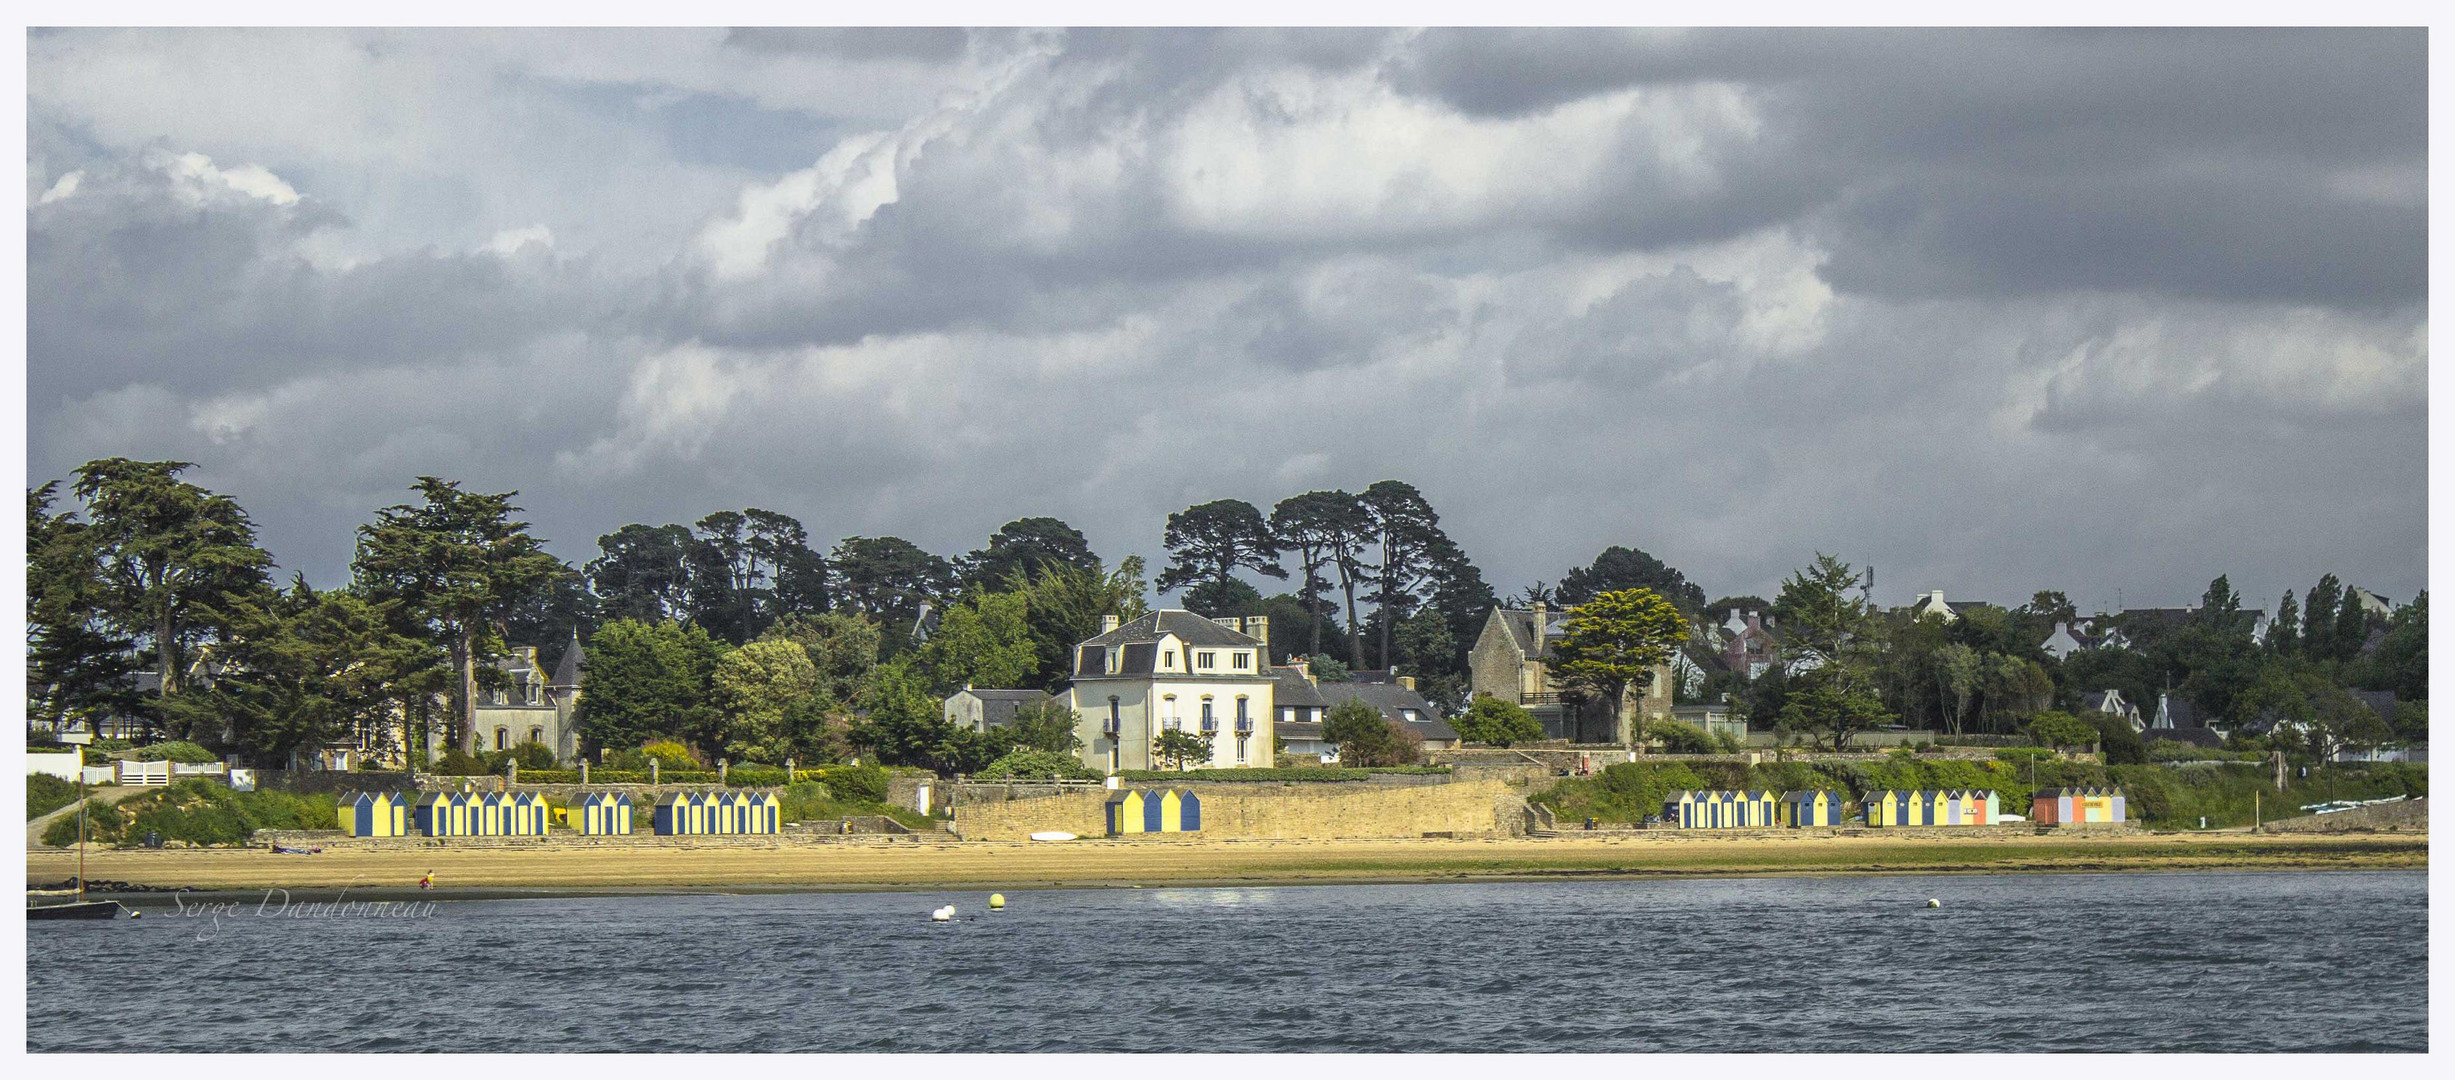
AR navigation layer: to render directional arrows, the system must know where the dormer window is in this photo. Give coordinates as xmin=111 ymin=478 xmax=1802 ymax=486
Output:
xmin=1196 ymin=651 xmax=1216 ymax=670
xmin=1232 ymin=652 xmax=1250 ymax=670
xmin=1164 ymin=650 xmax=1176 ymax=669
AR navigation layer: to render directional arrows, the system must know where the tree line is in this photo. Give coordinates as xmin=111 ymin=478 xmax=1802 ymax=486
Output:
xmin=27 ymin=457 xmax=2424 ymax=772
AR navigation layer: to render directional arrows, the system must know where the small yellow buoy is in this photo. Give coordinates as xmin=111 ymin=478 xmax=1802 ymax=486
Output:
xmin=1926 ymin=898 xmax=1941 ymax=908
xmin=989 ymin=893 xmax=1006 ymax=910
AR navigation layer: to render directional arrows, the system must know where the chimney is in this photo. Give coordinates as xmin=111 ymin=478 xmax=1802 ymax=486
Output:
xmin=1244 ymin=615 xmax=1269 ymax=655
xmin=1100 ymin=614 xmax=1120 ymax=634
xmin=1530 ymin=600 xmax=1548 ymax=633
xmin=1397 ymin=675 xmax=1416 ymax=691
xmin=1291 ymin=658 xmax=1313 ymax=684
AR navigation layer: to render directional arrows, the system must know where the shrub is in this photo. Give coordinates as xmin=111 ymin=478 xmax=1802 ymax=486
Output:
xmin=28 ymin=774 xmax=80 ymax=820
xmin=130 ymin=741 xmax=220 ymax=764
xmin=974 ymin=749 xmax=1101 ymax=781
xmin=726 ymin=766 xmax=790 ymax=787
xmin=81 ymin=748 xmax=111 ymax=765
xmin=1455 ymin=695 xmax=1545 ymax=747
xmin=430 ymin=747 xmax=489 ymax=775
xmin=813 ymin=763 xmax=890 ymax=803
xmin=1644 ymin=719 xmax=1719 ymax=754
xmin=2028 ymin=711 xmax=2098 ymax=749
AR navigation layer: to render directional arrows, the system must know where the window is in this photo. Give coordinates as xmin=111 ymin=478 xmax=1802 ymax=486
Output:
xmin=1200 ymin=698 xmax=1216 ymax=732
xmin=529 ymin=726 xmax=544 ymax=744
xmin=1163 ymin=694 xmax=1179 ymax=730
xmin=1236 ymin=697 xmax=1251 ymax=732
xmin=1196 ymin=651 xmax=1216 ymax=669
xmin=1237 ymin=734 xmax=1249 ymax=762
xmin=1164 ymin=650 xmax=1175 ymax=669
xmin=1401 ymin=709 xmax=1419 ymax=723
xmin=493 ymin=728 xmax=508 ymax=750
xmin=1233 ymin=651 xmax=1250 ymax=670
xmin=1106 ymin=697 xmax=1121 ymax=736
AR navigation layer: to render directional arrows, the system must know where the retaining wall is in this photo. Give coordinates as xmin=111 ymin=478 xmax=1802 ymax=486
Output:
xmin=949 ymin=778 xmax=1529 ymax=841
xmin=2259 ymin=797 xmax=2427 ymax=833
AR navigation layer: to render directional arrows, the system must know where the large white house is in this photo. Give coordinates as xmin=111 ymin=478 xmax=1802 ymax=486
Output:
xmin=1059 ymin=611 xmax=1277 ymax=773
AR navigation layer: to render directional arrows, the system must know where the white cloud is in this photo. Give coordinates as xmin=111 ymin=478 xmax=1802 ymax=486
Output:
xmin=38 ymin=170 xmax=81 ymax=202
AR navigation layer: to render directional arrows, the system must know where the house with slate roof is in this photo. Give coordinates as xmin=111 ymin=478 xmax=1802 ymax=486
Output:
xmin=470 ymin=637 xmax=584 ymax=764
xmin=1467 ymin=602 xmax=1672 ymax=743
xmin=944 ymin=687 xmax=1052 ymax=733
xmin=1057 ymin=611 xmax=1278 ymax=773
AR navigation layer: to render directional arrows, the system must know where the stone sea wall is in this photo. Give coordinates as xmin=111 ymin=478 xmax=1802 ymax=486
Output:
xmin=949 ymin=778 xmax=1529 ymax=841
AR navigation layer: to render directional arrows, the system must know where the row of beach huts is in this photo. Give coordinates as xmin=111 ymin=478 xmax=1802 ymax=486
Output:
xmin=335 ymin=790 xmax=781 ymax=838
xmin=1661 ymin=787 xmax=2127 ymax=828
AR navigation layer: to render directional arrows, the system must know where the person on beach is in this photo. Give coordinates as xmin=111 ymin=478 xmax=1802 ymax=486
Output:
xmin=420 ymin=871 xmax=433 ymax=890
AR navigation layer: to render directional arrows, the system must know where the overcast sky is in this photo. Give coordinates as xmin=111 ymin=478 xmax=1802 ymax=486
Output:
xmin=25 ymin=27 xmax=2427 ymax=615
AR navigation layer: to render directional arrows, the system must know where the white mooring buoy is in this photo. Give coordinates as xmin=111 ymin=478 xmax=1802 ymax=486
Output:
xmin=931 ymin=904 xmax=954 ymax=922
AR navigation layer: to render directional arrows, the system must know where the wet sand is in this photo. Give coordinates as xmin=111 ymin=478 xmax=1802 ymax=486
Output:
xmin=27 ymin=830 xmax=2424 ymax=898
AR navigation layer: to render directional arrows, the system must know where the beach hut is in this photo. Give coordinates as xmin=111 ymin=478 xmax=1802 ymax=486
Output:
xmin=654 ymin=791 xmax=710 ymax=835
xmin=1733 ymin=790 xmax=1780 ymax=827
xmin=2032 ymin=787 xmax=2125 ymax=824
xmin=1104 ymin=788 xmax=1199 ymax=835
xmin=576 ymin=791 xmax=634 ymax=835
xmin=1106 ymin=788 xmax=1148 ymax=835
xmin=338 ymin=792 xmax=409 ymax=837
xmin=415 ymin=791 xmax=476 ymax=837
xmin=713 ymin=791 xmax=780 ymax=835
xmin=1939 ymin=789 xmax=2000 ymax=826
xmin=504 ymin=791 xmax=550 ymax=836
xmin=1779 ymin=789 xmax=1845 ymax=827
xmin=1863 ymin=790 xmax=1917 ymax=827
xmin=471 ymin=791 xmax=508 ymax=835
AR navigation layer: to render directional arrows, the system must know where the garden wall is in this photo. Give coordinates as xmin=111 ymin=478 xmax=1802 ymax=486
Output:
xmin=949 ymin=778 xmax=1529 ymax=841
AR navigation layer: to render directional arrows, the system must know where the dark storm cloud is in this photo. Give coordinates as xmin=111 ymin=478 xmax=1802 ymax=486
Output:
xmin=722 ymin=27 xmax=975 ymax=62
xmin=23 ymin=28 xmax=2428 ymax=609
xmin=1396 ymin=27 xmax=2427 ymax=308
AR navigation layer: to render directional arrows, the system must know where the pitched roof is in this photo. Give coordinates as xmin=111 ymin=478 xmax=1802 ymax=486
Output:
xmin=1490 ymin=607 xmax=1565 ymax=660
xmin=1269 ymin=666 xmax=1329 ymax=709
xmin=2139 ymin=726 xmax=2225 ymax=748
xmin=551 ymin=634 xmax=584 ymax=688
xmin=1079 ymin=610 xmax=1263 ymax=650
xmin=1322 ymin=681 xmax=1458 ymax=742
xmin=1276 ymin=721 xmax=1327 ymax=741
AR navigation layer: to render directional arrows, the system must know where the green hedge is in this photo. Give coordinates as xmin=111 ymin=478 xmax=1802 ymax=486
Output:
xmin=1113 ymin=766 xmax=1451 ymax=783
xmin=129 ymin=741 xmax=219 ymax=763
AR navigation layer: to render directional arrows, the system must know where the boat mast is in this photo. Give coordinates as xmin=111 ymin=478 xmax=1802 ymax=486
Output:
xmin=76 ymin=769 xmax=87 ymax=901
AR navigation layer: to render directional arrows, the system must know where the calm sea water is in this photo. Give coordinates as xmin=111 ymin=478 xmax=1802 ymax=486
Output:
xmin=26 ymin=870 xmax=2426 ymax=1053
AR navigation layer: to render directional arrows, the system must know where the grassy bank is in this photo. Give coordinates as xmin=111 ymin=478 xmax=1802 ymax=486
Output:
xmin=25 ymin=831 xmax=2425 ymax=895
xmin=42 ymin=779 xmax=336 ymax=847
xmin=1531 ymin=757 xmax=2427 ymax=829
xmin=28 ymin=774 xmax=80 ymax=820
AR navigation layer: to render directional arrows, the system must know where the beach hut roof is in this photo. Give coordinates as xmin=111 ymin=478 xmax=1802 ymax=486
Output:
xmin=1104 ymin=789 xmax=1139 ymax=806
xmin=655 ymin=791 xmax=690 ymax=807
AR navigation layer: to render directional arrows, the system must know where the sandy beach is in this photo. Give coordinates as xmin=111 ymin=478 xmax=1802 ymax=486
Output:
xmin=27 ymin=830 xmax=2425 ymax=898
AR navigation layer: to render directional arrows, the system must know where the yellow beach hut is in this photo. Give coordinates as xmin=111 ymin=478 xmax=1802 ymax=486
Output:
xmin=504 ymin=791 xmax=550 ymax=835
xmin=1779 ymin=789 xmax=1845 ymax=827
xmin=338 ymin=792 xmax=409 ymax=837
xmin=577 ymin=792 xmax=634 ymax=835
xmin=415 ymin=791 xmax=476 ymax=837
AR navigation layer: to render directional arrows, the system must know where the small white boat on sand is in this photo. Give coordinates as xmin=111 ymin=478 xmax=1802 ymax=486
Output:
xmin=1028 ymin=831 xmax=1077 ymax=842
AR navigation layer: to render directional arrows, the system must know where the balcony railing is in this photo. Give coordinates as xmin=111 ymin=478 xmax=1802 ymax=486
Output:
xmin=1521 ymin=692 xmax=1569 ymax=706
xmin=1235 ymin=720 xmax=1254 ymax=734
xmin=1200 ymin=720 xmax=1219 ymax=734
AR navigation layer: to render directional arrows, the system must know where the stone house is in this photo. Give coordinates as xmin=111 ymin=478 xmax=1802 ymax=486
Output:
xmin=1467 ymin=602 xmax=1671 ymax=744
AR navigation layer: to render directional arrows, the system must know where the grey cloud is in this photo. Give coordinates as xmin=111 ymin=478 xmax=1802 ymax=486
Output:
xmin=722 ymin=27 xmax=975 ymax=63
xmin=23 ymin=28 xmax=2428 ymax=610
